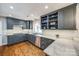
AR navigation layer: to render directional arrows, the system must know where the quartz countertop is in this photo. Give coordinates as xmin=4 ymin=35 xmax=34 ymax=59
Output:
xmin=44 ymin=38 xmax=77 ymax=56
xmin=4 ymin=29 xmax=57 ymax=40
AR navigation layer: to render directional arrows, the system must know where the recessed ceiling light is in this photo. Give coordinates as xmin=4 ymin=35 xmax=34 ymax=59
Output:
xmin=9 ymin=14 xmax=12 ymax=17
xmin=10 ymin=6 xmax=14 ymax=10
xmin=45 ymin=5 xmax=48 ymax=9
xmin=31 ymin=14 xmax=34 ymax=17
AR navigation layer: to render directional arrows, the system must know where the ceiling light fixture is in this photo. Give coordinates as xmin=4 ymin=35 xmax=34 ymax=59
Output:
xmin=45 ymin=5 xmax=48 ymax=9
xmin=10 ymin=6 xmax=14 ymax=10
xmin=31 ymin=14 xmax=34 ymax=17
xmin=9 ymin=14 xmax=12 ymax=17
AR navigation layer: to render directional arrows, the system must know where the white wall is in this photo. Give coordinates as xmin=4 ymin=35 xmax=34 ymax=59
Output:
xmin=43 ymin=30 xmax=76 ymax=40
xmin=0 ymin=17 xmax=7 ymax=46
xmin=76 ymin=4 xmax=79 ymax=30
xmin=1 ymin=17 xmax=7 ymax=45
xmin=0 ymin=19 xmax=3 ymax=46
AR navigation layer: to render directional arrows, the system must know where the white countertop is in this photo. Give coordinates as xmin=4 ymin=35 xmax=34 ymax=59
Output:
xmin=44 ymin=38 xmax=77 ymax=56
xmin=4 ymin=29 xmax=76 ymax=40
xmin=4 ymin=29 xmax=32 ymax=35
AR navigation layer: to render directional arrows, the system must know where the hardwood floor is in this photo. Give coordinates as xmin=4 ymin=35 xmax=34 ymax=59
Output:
xmin=0 ymin=46 xmax=4 ymax=56
xmin=0 ymin=41 xmax=46 ymax=56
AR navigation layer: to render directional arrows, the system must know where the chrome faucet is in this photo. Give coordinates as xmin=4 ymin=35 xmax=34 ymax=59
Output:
xmin=56 ymin=34 xmax=59 ymax=38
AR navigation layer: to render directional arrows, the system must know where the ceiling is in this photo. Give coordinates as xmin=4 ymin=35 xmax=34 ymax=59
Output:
xmin=0 ymin=3 xmax=73 ymax=20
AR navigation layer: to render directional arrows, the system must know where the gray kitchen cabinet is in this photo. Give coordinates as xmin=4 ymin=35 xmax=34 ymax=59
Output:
xmin=25 ymin=34 xmax=30 ymax=40
xmin=25 ymin=34 xmax=54 ymax=50
xmin=6 ymin=17 xmax=19 ymax=29
xmin=6 ymin=17 xmax=33 ymax=29
xmin=7 ymin=34 xmax=27 ymax=45
xmin=30 ymin=35 xmax=36 ymax=43
xmin=29 ymin=21 xmax=33 ymax=29
xmin=26 ymin=21 xmax=30 ymax=29
xmin=26 ymin=34 xmax=36 ymax=44
xmin=7 ymin=33 xmax=54 ymax=50
xmin=25 ymin=21 xmax=33 ymax=29
xmin=19 ymin=20 xmax=26 ymax=29
xmin=6 ymin=18 xmax=14 ymax=29
xmin=41 ymin=4 xmax=76 ymax=30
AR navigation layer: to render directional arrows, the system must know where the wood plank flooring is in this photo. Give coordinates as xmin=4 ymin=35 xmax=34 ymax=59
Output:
xmin=0 ymin=41 xmax=46 ymax=56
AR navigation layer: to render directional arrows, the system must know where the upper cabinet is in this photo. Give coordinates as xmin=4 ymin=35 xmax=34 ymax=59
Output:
xmin=41 ymin=4 xmax=76 ymax=30
xmin=41 ymin=12 xmax=58 ymax=29
xmin=6 ymin=17 xmax=33 ymax=29
xmin=48 ymin=12 xmax=58 ymax=29
xmin=41 ymin=16 xmax=48 ymax=29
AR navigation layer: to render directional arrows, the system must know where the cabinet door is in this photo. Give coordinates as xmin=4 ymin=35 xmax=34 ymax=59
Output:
xmin=58 ymin=11 xmax=64 ymax=29
xmin=25 ymin=34 xmax=29 ymax=40
xmin=31 ymin=35 xmax=36 ymax=43
xmin=19 ymin=20 xmax=26 ymax=29
xmin=26 ymin=21 xmax=30 ymax=29
xmin=6 ymin=18 xmax=19 ymax=29
xmin=25 ymin=21 xmax=33 ymax=29
xmin=28 ymin=35 xmax=36 ymax=44
xmin=7 ymin=19 xmax=14 ymax=29
xmin=13 ymin=19 xmax=19 ymax=25
xmin=30 ymin=21 xmax=33 ymax=29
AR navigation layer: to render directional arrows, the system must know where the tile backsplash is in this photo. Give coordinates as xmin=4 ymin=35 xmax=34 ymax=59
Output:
xmin=43 ymin=30 xmax=78 ymax=40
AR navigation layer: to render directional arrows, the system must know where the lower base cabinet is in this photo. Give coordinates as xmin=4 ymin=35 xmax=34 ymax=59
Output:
xmin=7 ymin=34 xmax=55 ymax=50
xmin=26 ymin=34 xmax=55 ymax=50
xmin=26 ymin=34 xmax=36 ymax=44
xmin=7 ymin=34 xmax=27 ymax=45
xmin=27 ymin=35 xmax=55 ymax=50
